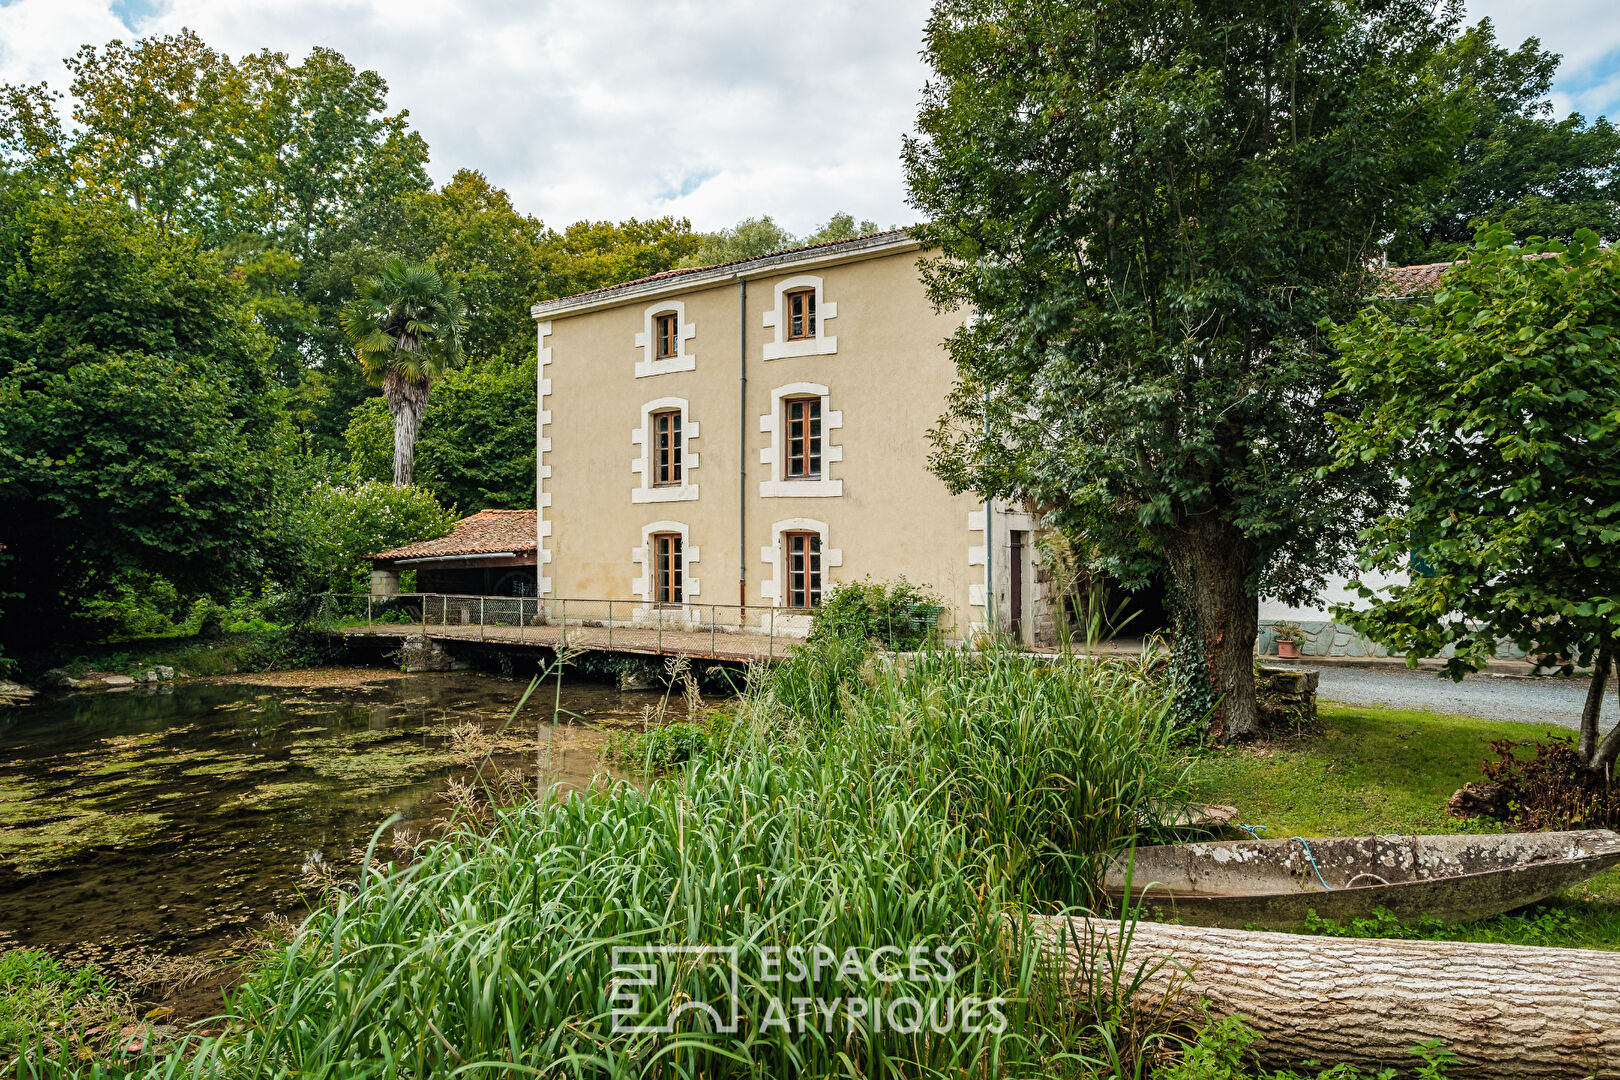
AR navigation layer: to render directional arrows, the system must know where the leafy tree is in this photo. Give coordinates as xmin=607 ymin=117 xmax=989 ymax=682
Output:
xmin=343 ymin=356 xmax=537 ymax=511
xmin=678 ymin=215 xmax=795 ymax=267
xmin=678 ymin=212 xmax=881 ymax=269
xmin=904 ymin=0 xmax=1462 ymax=737
xmin=1331 ymin=227 xmax=1620 ymax=771
xmin=0 ymin=182 xmax=301 ymax=648
xmin=402 ymin=170 xmax=550 ymax=361
xmin=297 ymin=481 xmax=456 ymax=593
xmin=41 ymin=30 xmax=431 ymax=253
xmin=339 ymin=259 xmax=466 ymax=486
xmin=803 ymin=211 xmax=881 ymax=246
xmin=1390 ymin=20 xmax=1620 ymax=265
xmin=0 ymin=82 xmax=66 ymax=175
xmin=538 ymin=217 xmax=700 ymax=297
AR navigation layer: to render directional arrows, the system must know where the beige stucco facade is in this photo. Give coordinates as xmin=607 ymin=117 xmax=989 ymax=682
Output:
xmin=530 ymin=231 xmax=1049 ymax=642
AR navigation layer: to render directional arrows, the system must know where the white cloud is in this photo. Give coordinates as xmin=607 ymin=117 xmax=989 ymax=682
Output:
xmin=2 ymin=1 xmax=1615 ymax=236
xmin=0 ymin=0 xmax=931 ymax=234
xmin=1465 ymin=0 xmax=1620 ymax=118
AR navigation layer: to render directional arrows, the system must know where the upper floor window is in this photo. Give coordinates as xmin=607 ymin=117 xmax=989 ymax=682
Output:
xmin=763 ymin=276 xmax=836 ymax=361
xmin=784 ymin=397 xmax=821 ymax=479
xmin=651 ymin=409 xmax=683 ymax=486
xmin=651 ymin=531 xmax=683 ymax=605
xmin=785 ymin=531 xmax=822 ymax=609
xmin=654 ymin=312 xmax=680 ymax=360
xmin=637 ymin=301 xmax=695 ymax=377
xmin=786 ymin=289 xmax=816 ymax=341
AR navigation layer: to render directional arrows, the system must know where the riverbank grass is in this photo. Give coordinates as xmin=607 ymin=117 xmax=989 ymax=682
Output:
xmin=25 ymin=646 xmax=1194 ymax=1078
xmin=1192 ymin=702 xmax=1620 ymax=949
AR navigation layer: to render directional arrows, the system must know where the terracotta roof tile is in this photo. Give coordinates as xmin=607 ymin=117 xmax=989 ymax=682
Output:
xmin=369 ymin=509 xmax=536 ymax=562
xmin=1378 ymin=260 xmax=1453 ymax=296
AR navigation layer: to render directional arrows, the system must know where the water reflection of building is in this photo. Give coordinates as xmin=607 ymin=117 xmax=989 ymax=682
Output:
xmin=368 ymin=509 xmax=539 ymax=597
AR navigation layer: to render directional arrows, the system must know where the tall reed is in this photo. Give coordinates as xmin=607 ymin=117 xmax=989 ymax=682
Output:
xmin=30 ymin=640 xmax=1189 ymax=1079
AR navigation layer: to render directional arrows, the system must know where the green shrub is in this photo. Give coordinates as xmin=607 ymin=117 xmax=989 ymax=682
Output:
xmin=77 ymin=573 xmax=188 ymax=639
xmin=296 ymin=481 xmax=457 ymax=595
xmin=231 ymin=626 xmax=341 ymax=672
xmin=809 ymin=577 xmax=945 ymax=650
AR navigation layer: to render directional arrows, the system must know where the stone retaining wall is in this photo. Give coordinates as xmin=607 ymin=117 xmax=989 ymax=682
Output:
xmin=1255 ymin=620 xmax=1527 ymax=661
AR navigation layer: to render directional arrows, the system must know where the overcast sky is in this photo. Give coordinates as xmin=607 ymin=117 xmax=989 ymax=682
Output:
xmin=1 ymin=0 xmax=1617 ymax=236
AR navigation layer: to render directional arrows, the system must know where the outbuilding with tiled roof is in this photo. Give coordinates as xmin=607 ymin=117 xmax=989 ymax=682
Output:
xmin=368 ymin=509 xmax=538 ymax=597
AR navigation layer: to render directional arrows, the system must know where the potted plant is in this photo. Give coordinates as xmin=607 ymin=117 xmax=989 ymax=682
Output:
xmin=1272 ymin=622 xmax=1306 ymax=659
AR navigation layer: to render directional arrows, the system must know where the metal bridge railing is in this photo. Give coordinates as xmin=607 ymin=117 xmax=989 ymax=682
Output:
xmin=317 ymin=592 xmax=806 ymax=660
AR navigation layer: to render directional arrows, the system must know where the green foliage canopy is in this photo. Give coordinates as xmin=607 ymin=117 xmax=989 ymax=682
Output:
xmin=8 ymin=29 xmax=433 ymax=254
xmin=904 ymin=0 xmax=1463 ymax=736
xmin=343 ymin=356 xmax=537 ymax=511
xmin=1390 ymin=20 xmax=1620 ymax=265
xmin=0 ymin=181 xmax=301 ymax=646
xmin=297 ymin=481 xmax=457 ymax=594
xmin=1331 ymin=226 xmax=1620 ymax=768
xmin=677 ymin=212 xmax=881 ymax=268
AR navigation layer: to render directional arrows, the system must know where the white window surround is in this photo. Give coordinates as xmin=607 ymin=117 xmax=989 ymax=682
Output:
xmin=758 ymin=382 xmax=842 ymax=498
xmin=759 ymin=518 xmax=842 ymax=621
xmin=633 ymin=300 xmax=697 ymax=378
xmin=631 ymin=397 xmax=699 ymax=503
xmin=761 ymin=275 xmax=837 ymax=361
xmin=631 ymin=520 xmax=700 ymax=622
xmin=534 ymin=320 xmax=555 ymax=597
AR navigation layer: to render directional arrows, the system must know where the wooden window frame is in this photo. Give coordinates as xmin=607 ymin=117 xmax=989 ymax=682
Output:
xmin=651 ymin=532 xmax=683 ymax=607
xmin=783 ymin=396 xmax=822 ymax=479
xmin=784 ymin=531 xmax=822 ymax=610
xmin=785 ymin=289 xmax=817 ymax=342
xmin=651 ymin=409 xmax=683 ymax=487
xmin=654 ymin=312 xmax=680 ymax=360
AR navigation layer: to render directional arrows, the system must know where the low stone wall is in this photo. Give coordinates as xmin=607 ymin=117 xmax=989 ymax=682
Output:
xmin=1255 ymin=620 xmax=1527 ymax=662
xmin=1256 ymin=666 xmax=1318 ymax=728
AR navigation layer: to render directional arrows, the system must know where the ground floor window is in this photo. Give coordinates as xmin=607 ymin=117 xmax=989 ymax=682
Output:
xmin=651 ymin=532 xmax=683 ymax=605
xmin=785 ymin=531 xmax=822 ymax=609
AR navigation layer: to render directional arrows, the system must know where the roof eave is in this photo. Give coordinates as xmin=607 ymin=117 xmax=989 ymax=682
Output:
xmin=529 ymin=232 xmax=921 ymax=320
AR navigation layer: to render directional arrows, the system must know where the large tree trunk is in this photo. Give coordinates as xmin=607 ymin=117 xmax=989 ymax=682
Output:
xmin=1029 ymin=915 xmax=1620 ymax=1078
xmin=383 ymin=368 xmax=431 ymax=487
xmin=1163 ymin=521 xmax=1260 ymax=740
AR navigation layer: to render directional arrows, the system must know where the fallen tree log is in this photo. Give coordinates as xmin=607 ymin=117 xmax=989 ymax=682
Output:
xmin=1027 ymin=915 xmax=1620 ymax=1079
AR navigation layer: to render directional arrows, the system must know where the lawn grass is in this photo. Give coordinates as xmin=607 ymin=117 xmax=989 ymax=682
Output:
xmin=1191 ymin=701 xmax=1620 ymax=949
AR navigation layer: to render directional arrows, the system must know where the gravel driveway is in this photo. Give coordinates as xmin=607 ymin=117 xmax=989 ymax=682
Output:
xmin=1314 ymin=665 xmax=1596 ymax=729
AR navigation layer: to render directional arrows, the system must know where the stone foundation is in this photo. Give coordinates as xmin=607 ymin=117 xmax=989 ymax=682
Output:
xmin=1256 ymin=666 xmax=1319 ymax=729
xmin=1256 ymin=620 xmax=1527 ymax=662
xmin=398 ymin=634 xmax=473 ymax=673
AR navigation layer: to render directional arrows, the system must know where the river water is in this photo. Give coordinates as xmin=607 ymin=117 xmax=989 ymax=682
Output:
xmin=0 ymin=668 xmax=662 ymax=1017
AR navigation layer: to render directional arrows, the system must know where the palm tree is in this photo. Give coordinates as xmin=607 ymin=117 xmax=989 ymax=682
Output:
xmin=340 ymin=259 xmax=466 ymax=486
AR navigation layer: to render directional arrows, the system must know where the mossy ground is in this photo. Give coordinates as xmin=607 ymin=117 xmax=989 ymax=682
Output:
xmin=1191 ymin=702 xmax=1620 ymax=949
